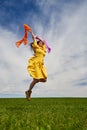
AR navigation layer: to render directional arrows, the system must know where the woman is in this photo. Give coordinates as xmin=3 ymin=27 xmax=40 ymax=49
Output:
xmin=25 ymin=31 xmax=48 ymax=101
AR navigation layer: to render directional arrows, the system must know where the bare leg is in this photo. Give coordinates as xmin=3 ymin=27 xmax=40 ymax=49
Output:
xmin=25 ymin=78 xmax=46 ymax=101
xmin=25 ymin=79 xmax=39 ymax=101
xmin=39 ymin=78 xmax=47 ymax=82
xmin=28 ymin=78 xmax=40 ymax=91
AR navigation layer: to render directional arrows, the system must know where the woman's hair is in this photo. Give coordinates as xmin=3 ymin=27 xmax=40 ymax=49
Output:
xmin=30 ymin=40 xmax=40 ymax=48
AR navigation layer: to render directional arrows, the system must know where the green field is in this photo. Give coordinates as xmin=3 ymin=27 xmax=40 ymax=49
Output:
xmin=0 ymin=98 xmax=87 ymax=130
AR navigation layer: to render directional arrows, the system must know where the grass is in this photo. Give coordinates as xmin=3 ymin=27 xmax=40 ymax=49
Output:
xmin=0 ymin=98 xmax=87 ymax=130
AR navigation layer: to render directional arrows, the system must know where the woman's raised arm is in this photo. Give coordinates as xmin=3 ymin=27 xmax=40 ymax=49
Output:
xmin=31 ymin=31 xmax=36 ymax=42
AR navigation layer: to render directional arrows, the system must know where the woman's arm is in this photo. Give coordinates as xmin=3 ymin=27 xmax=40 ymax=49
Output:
xmin=31 ymin=31 xmax=39 ymax=48
xmin=31 ymin=31 xmax=36 ymax=42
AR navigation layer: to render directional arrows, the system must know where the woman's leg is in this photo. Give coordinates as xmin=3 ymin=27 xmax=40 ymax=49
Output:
xmin=25 ymin=78 xmax=39 ymax=101
xmin=39 ymin=78 xmax=47 ymax=82
xmin=25 ymin=78 xmax=47 ymax=101
xmin=28 ymin=78 xmax=40 ymax=91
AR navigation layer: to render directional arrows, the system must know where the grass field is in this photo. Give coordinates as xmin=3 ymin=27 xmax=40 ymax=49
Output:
xmin=0 ymin=98 xmax=87 ymax=130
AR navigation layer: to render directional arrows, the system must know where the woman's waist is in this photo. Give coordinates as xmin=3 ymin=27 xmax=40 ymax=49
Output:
xmin=34 ymin=54 xmax=45 ymax=58
xmin=28 ymin=56 xmax=44 ymax=66
xmin=29 ymin=55 xmax=44 ymax=61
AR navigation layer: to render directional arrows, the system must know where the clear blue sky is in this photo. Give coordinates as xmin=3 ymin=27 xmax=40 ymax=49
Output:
xmin=0 ymin=0 xmax=87 ymax=98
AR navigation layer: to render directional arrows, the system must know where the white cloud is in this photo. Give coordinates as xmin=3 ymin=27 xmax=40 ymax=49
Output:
xmin=0 ymin=27 xmax=32 ymax=95
xmin=33 ymin=0 xmax=87 ymax=97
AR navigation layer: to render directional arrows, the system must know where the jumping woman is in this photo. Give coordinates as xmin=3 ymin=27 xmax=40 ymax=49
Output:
xmin=25 ymin=31 xmax=50 ymax=101
xmin=16 ymin=24 xmax=51 ymax=101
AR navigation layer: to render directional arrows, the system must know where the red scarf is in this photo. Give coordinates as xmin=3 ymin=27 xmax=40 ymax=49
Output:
xmin=16 ymin=24 xmax=32 ymax=47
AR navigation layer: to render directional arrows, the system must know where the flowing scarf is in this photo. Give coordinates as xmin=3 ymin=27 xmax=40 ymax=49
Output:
xmin=16 ymin=24 xmax=32 ymax=47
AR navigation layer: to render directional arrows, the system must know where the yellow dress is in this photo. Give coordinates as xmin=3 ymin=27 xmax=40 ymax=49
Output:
xmin=27 ymin=40 xmax=47 ymax=79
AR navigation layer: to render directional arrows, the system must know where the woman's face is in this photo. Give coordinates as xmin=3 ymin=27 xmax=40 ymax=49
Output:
xmin=38 ymin=41 xmax=44 ymax=47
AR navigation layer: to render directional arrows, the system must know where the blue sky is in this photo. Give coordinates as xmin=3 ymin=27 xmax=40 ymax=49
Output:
xmin=0 ymin=0 xmax=87 ymax=98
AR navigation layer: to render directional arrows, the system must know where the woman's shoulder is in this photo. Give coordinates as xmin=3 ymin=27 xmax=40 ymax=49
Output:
xmin=32 ymin=40 xmax=39 ymax=48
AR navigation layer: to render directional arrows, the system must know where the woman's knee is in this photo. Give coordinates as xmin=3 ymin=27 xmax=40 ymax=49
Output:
xmin=33 ymin=79 xmax=40 ymax=83
xmin=40 ymin=78 xmax=47 ymax=82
